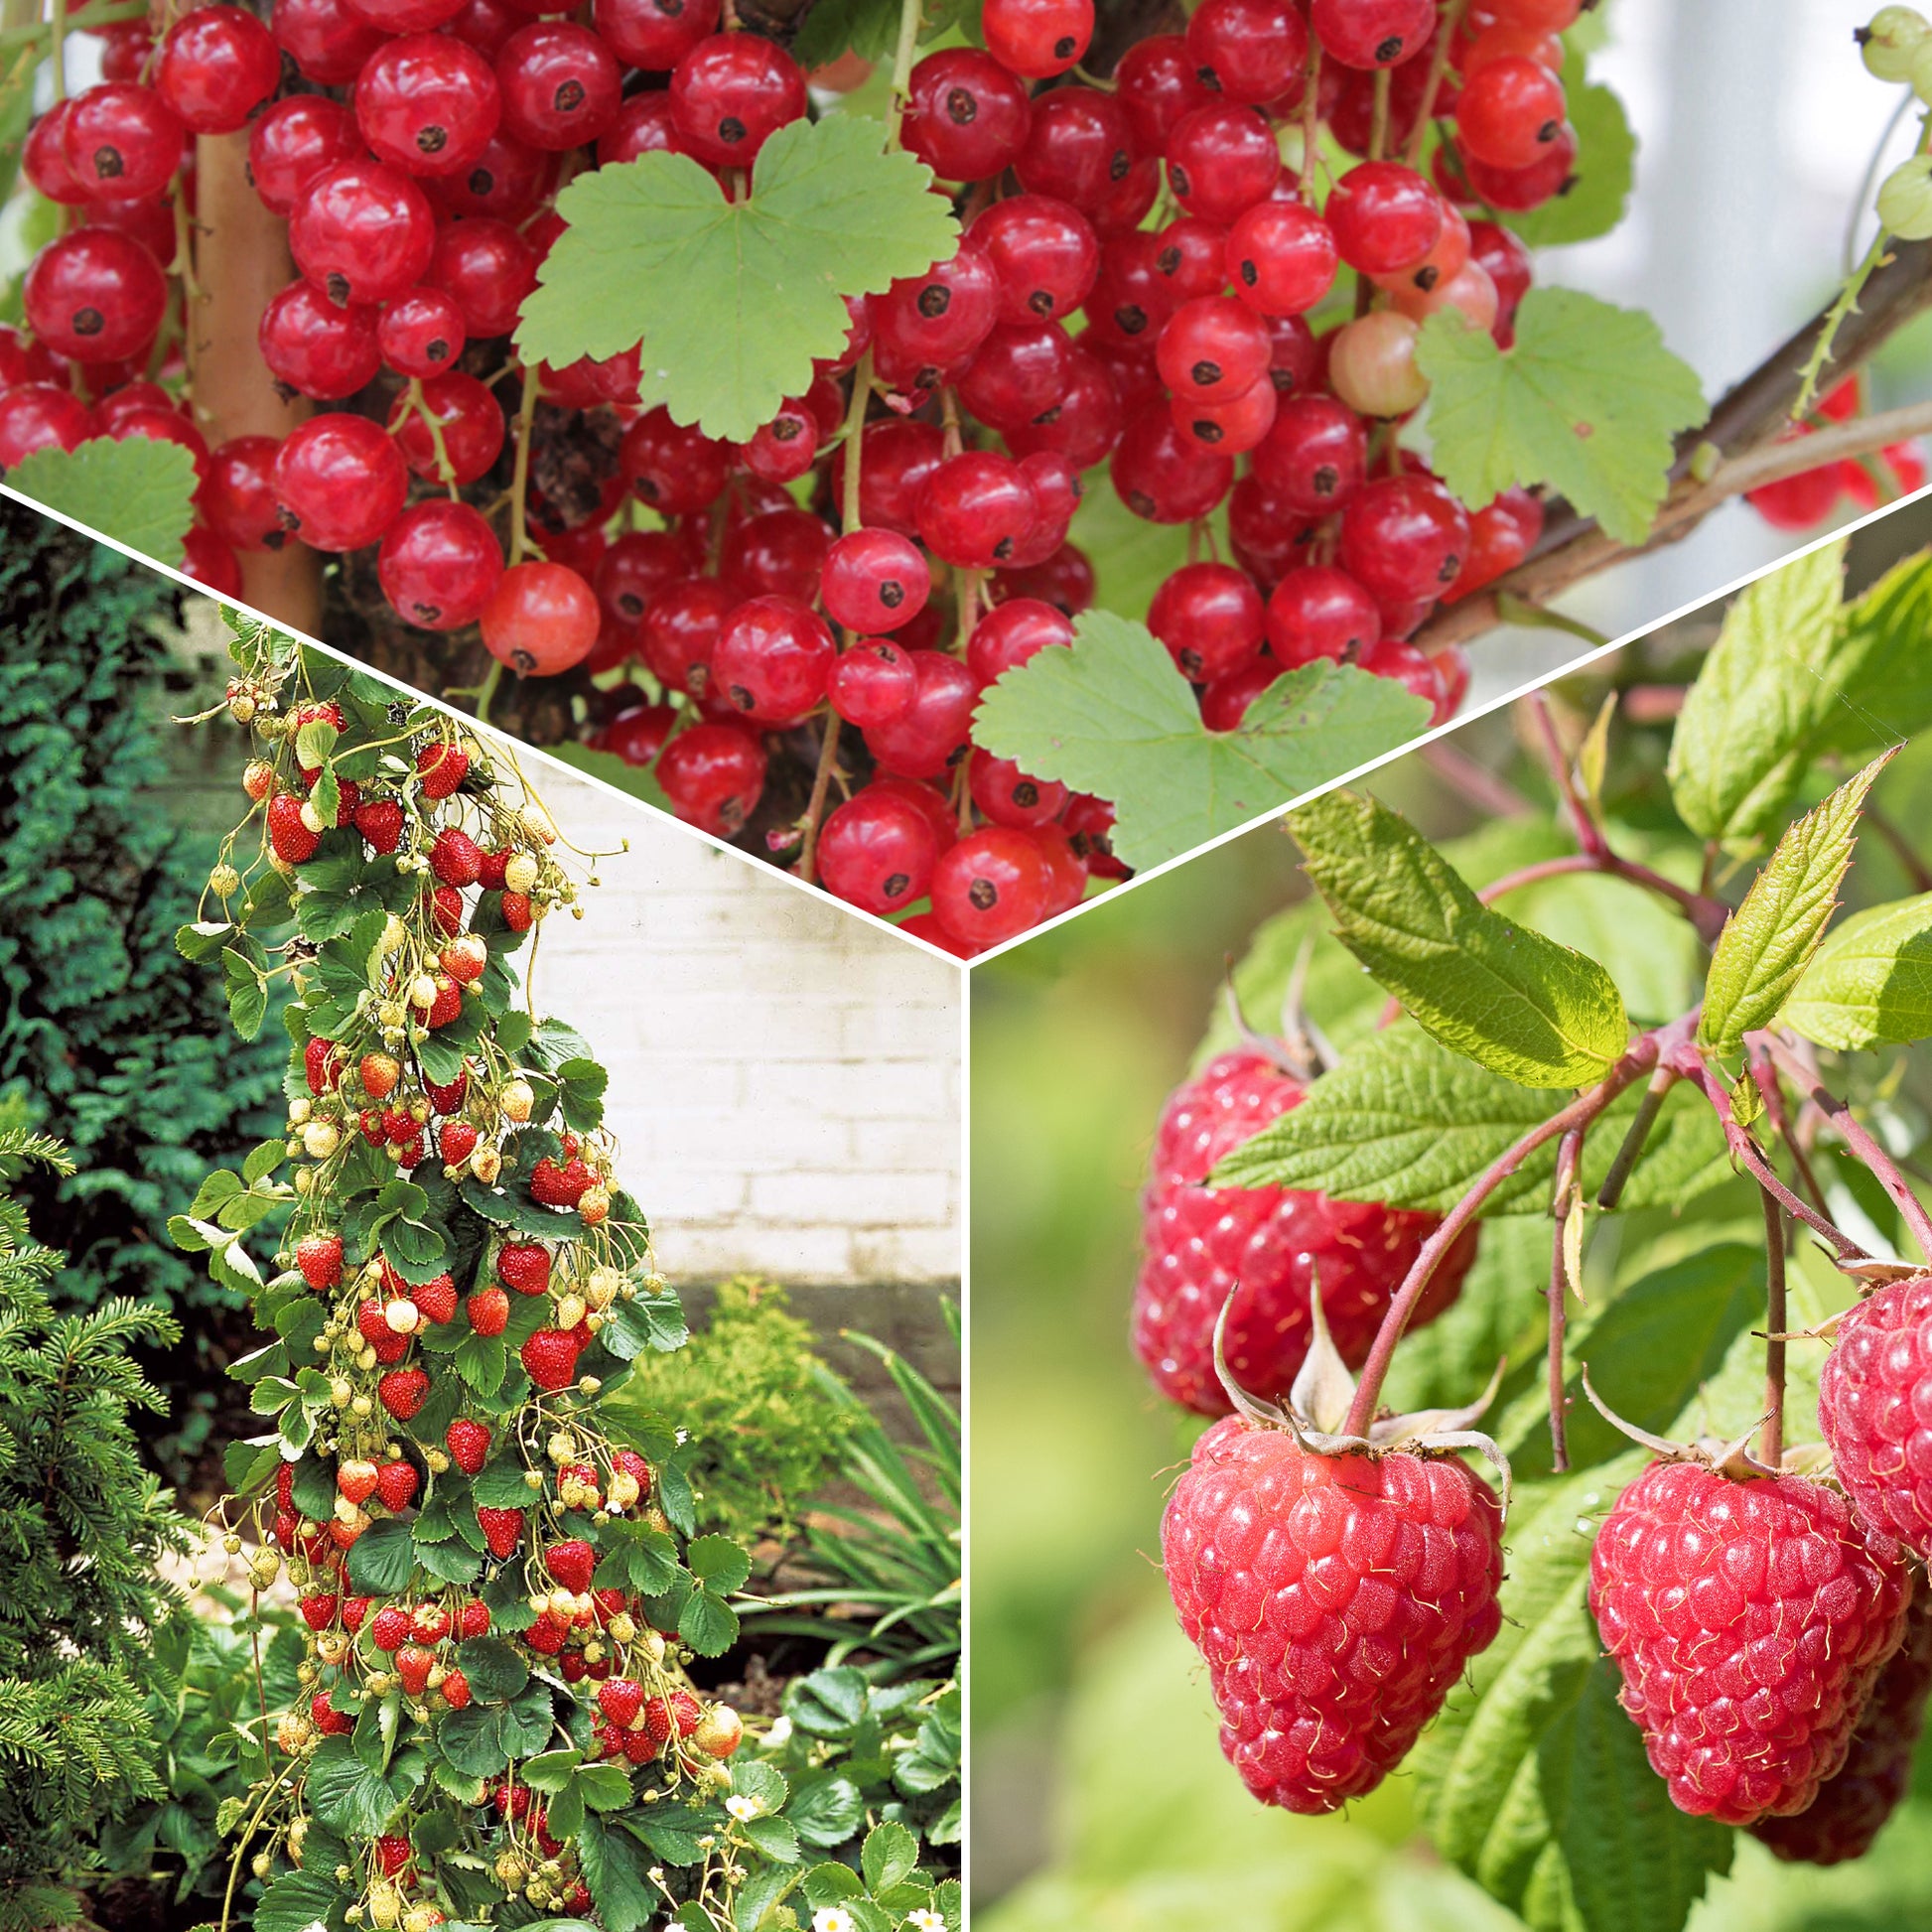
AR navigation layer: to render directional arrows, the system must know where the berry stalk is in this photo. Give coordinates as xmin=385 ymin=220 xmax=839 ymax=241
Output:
xmin=1547 ymin=1122 xmax=1583 ymax=1472
xmin=1760 ymin=1181 xmax=1787 ymax=1468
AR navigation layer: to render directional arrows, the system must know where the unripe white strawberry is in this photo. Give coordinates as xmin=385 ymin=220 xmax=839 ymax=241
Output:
xmin=555 ymin=1293 xmax=587 ymax=1331
xmin=384 ymin=1298 xmax=420 ymax=1334
xmin=299 ymin=799 xmax=325 ymax=835
xmin=504 ymin=851 xmax=540 ymax=893
xmin=579 ymin=1186 xmax=611 ymax=1227
xmin=303 ymin=1121 xmax=341 ymax=1159
xmin=501 ymin=1078 xmax=535 ymax=1123
xmin=410 ymin=974 xmax=439 ymax=1009
xmin=471 ymin=1146 xmax=502 ymax=1183
xmin=289 ymin=1097 xmax=313 ymax=1125
xmin=585 ymin=1267 xmax=622 ymax=1311
xmin=521 ymin=806 xmax=557 ymax=845
xmin=210 ymin=861 xmax=241 ymax=897
xmin=609 ymin=1470 xmax=640 ymax=1509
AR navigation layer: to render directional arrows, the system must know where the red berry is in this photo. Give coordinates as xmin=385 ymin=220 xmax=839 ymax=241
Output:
xmin=873 ymin=246 xmax=1002 ymax=383
xmin=156 ymin=6 xmax=282 ymax=134
xmin=1148 ymin=562 xmax=1264 ymax=682
xmin=1265 ymin=565 xmax=1382 ymax=664
xmin=546 ymin=1538 xmax=596 ymax=1592
xmin=273 ymin=0 xmax=388 ymax=82
xmin=412 ymin=1274 xmax=459 ymax=1323
xmin=593 ymin=0 xmax=720 ymax=69
xmin=497 ymin=1242 xmax=552 ymax=1296
xmin=821 ymin=529 xmax=931 ymax=635
xmin=296 ymin=1232 xmax=345 ymax=1289
xmin=1226 ymin=201 xmax=1338 ymax=318
xmin=827 ymin=639 xmax=918 ymax=729
xmin=477 ymin=1505 xmax=525 ymax=1558
xmin=1116 ymin=34 xmax=1212 ymax=151
xmin=1184 ymin=0 xmax=1309 ymax=105
xmin=1110 ymin=403 xmax=1232 ymax=524
xmin=669 ymin=33 xmax=807 ymax=168
xmin=971 ymin=194 xmax=1100 ymax=327
xmin=1454 ymin=55 xmax=1567 ymax=173
xmin=1818 ymin=1276 xmax=1932 ymax=1557
xmin=521 ymin=1326 xmax=585 ymax=1390
xmin=1309 ymin=0 xmax=1433 ymax=69
xmin=1326 ymin=162 xmax=1444 ymax=276
xmin=1337 ymin=474 xmax=1470 ymax=605
xmin=1135 ymin=1051 xmax=1476 ymax=1414
xmin=446 ymin=1419 xmax=492 ymax=1474
xmin=62 ymin=83 xmax=184 ymax=202
xmin=621 ymin=408 xmax=731 ymax=516
xmin=377 ymin=1368 xmax=431 ymax=1421
xmin=1164 ymin=102 xmax=1280 ymax=225
xmin=497 ymin=21 xmax=621 ymax=153
xmin=379 ymin=501 xmax=505 ymax=631
xmin=272 ymin=413 xmax=410 ymax=552
xmin=370 ymin=1605 xmax=413 ymax=1651
xmin=657 ymin=723 xmax=766 ymax=838
xmin=862 ymin=649 xmax=977 ymax=779
xmin=389 ymin=369 xmax=506 ymax=485
xmin=967 ymin=598 xmax=1073 ymax=683
xmin=902 ymin=49 xmax=1033 ymax=183
xmin=1163 ymin=1416 xmax=1504 ymax=1810
xmin=24 ymin=226 xmax=167 ymax=363
xmin=931 ymin=827 xmax=1053 ymax=948
xmin=981 ymin=0 xmax=1092 ymax=79
xmin=480 ymin=562 xmax=601 ymax=677
xmin=249 ymin=97 xmax=365 ymax=217
xmin=259 ymin=279 xmax=382 ymax=401
xmin=375 ymin=1459 xmax=419 ymax=1511
xmin=467 ymin=1285 xmax=510 ymax=1335
xmin=816 ymin=788 xmax=939 ymax=915
xmin=290 ymin=161 xmax=438 ymax=309
xmin=1589 ymin=1460 xmax=1911 ymax=1825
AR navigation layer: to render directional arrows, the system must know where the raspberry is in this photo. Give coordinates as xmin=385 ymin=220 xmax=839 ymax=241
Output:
xmin=1133 ymin=1051 xmax=1478 ymax=1414
xmin=1588 ymin=1459 xmax=1911 ymax=1825
xmin=1752 ymin=1588 xmax=1932 ymax=1863
xmin=1818 ymin=1274 xmax=1932 ymax=1556
xmin=446 ymin=1419 xmax=492 ymax=1473
xmin=477 ymin=1505 xmax=525 ymax=1558
xmin=1163 ymin=1417 xmax=1504 ymax=1811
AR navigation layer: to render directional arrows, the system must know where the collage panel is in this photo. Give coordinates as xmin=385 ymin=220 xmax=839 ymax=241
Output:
xmin=972 ymin=493 xmax=1932 ymax=1931
xmin=0 ymin=0 xmax=1924 ymax=963
xmin=0 ymin=498 xmax=960 ymax=1932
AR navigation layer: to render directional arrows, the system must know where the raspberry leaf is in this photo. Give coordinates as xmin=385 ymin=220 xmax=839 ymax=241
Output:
xmin=971 ymin=613 xmax=1430 ymax=871
xmin=1288 ymin=790 xmax=1630 ymax=1088
xmin=1209 ymin=1028 xmax=1726 ymax=1212
xmin=1805 ymin=549 xmax=1932 ymax=758
xmin=1416 ymin=290 xmax=1706 ymax=546
xmin=1666 ymin=539 xmax=1850 ymax=846
xmin=516 ymin=116 xmax=957 ymax=444
xmin=1697 ymin=752 xmax=1892 ymax=1057
xmin=1784 ymin=892 xmax=1932 ymax=1049
xmin=6 ymin=435 xmax=198 ymax=568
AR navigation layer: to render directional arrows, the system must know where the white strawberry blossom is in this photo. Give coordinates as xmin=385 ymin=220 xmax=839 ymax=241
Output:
xmin=812 ymin=1910 xmax=856 ymax=1932
xmin=726 ymin=1794 xmax=760 ymax=1822
xmin=908 ymin=1912 xmax=946 ymax=1931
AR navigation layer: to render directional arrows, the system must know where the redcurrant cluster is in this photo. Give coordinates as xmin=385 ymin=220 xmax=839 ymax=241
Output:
xmin=1748 ymin=372 xmax=1928 ymax=531
xmin=3 ymin=0 xmax=1591 ymax=952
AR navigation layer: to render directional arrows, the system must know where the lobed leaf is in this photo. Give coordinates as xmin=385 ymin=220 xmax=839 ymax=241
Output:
xmin=7 ymin=436 xmax=198 ymax=567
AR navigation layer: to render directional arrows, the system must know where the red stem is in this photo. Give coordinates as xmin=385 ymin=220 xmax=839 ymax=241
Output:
xmin=1759 ymin=1182 xmax=1786 ymax=1469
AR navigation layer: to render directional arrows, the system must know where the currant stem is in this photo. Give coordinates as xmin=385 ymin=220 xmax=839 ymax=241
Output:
xmin=1404 ymin=0 xmax=1469 ymax=170
xmin=1298 ymin=37 xmax=1322 ymax=207
xmin=1759 ymin=1182 xmax=1787 ymax=1469
xmin=1341 ymin=1027 xmax=1668 ymax=1440
xmin=1547 ymin=1125 xmax=1584 ymax=1474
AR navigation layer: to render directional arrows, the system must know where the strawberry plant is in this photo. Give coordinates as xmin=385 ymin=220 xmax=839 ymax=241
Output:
xmin=0 ymin=2 xmax=1929 ymax=953
xmin=1134 ymin=535 xmax=1932 ymax=1925
xmin=170 ymin=611 xmax=960 ymax=1932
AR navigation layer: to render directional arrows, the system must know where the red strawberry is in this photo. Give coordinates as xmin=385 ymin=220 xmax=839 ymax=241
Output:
xmin=1589 ymin=1460 xmax=1911 ymax=1825
xmin=426 ymin=974 xmax=463 ymax=1029
xmin=369 ymin=1604 xmax=413 ymax=1651
xmin=299 ymin=1591 xmax=339 ymax=1630
xmin=480 ymin=847 xmax=511 ymax=889
xmin=394 ymin=1132 xmax=425 ymax=1170
xmin=523 ymin=1608 xmax=569 ymax=1654
xmin=359 ymin=1051 xmax=400 ymax=1099
xmin=304 ymin=1036 xmax=344 ymax=1095
xmin=377 ymin=1368 xmax=430 ymax=1421
xmin=268 ymin=791 xmax=320 ymax=863
xmin=356 ymin=1298 xmax=392 ymax=1348
xmin=354 ymin=797 xmax=405 ymax=854
xmin=477 ymin=1506 xmax=525 ymax=1559
xmin=1753 ymin=1590 xmax=1932 ymax=1864
xmin=425 ymin=884 xmax=465 ymax=935
xmin=441 ymin=1667 xmax=472 ymax=1710
xmin=561 ymin=1650 xmax=588 ymax=1683
xmin=467 ymin=1285 xmax=509 ymax=1335
xmin=338 ymin=1458 xmax=379 ymax=1505
xmin=591 ymin=1586 xmax=627 ymax=1625
xmin=374 ymin=1834 xmax=412 ymax=1877
xmin=359 ymin=1108 xmax=387 ymax=1146
xmin=623 ymin=1727 xmax=660 ymax=1764
xmin=276 ymin=1462 xmax=295 ymax=1510
xmin=457 ymin=1598 xmax=491 ymax=1639
xmin=599 ymin=1678 xmax=643 ymax=1727
xmin=494 ymin=1781 xmax=532 ymax=1822
xmin=417 ymin=741 xmax=471 ymax=797
xmin=611 ymin=1448 xmax=653 ymax=1499
xmin=430 ymin=827 xmax=484 ymax=887
xmin=382 ymin=1107 xmax=417 ymax=1145
xmin=411 ymin=1274 xmax=458 ymax=1324
xmin=442 ymin=935 xmax=488 ymax=985
xmin=530 ymin=1156 xmax=595 ymax=1209
xmin=1819 ymin=1275 xmax=1932 ymax=1556
xmin=1163 ymin=1416 xmax=1505 ymax=1813
xmin=644 ymin=1690 xmax=703 ymax=1743
xmin=521 ymin=1327 xmax=584 ymax=1392
xmin=375 ymin=1460 xmax=419 ymax=1511
xmin=1135 ymin=1051 xmax=1478 ymax=1416
xmin=312 ymin=1690 xmax=354 ymax=1734
xmin=500 ymin=890 xmax=534 ymax=932
xmin=341 ymin=1594 xmax=371 ymax=1632
xmin=295 ymin=1232 xmax=343 ymax=1289
xmin=325 ymin=777 xmax=360 ymax=828
xmin=425 ymin=1067 xmax=471 ymax=1113
xmin=546 ymin=1539 xmax=596 ymax=1593
xmin=395 ymin=1643 xmax=434 ymax=1696
xmin=440 ymin=1121 xmax=481 ymax=1166
xmin=446 ymin=1419 xmax=491 ymax=1474
xmin=498 ymin=1243 xmax=552 ymax=1297
xmin=412 ymin=1601 xmax=452 ymax=1643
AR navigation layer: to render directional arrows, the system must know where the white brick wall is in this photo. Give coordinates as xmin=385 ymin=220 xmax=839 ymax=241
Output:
xmin=507 ymin=760 xmax=962 ymax=1288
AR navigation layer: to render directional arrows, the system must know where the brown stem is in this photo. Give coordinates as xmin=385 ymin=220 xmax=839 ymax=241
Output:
xmin=1547 ymin=1125 xmax=1583 ymax=1473
xmin=1415 ymin=396 xmax=1932 ymax=656
xmin=1299 ymin=35 xmax=1322 ymax=206
xmin=1478 ymin=850 xmax=1728 ymax=942
xmin=796 ymin=716 xmax=842 ymax=889
xmin=1404 ymin=0 xmax=1468 ymax=169
xmin=1864 ymin=802 xmax=1932 ymax=895
xmin=1759 ymin=1183 xmax=1787 ymax=1469
xmin=1342 ymin=1027 xmax=1667 ymax=1438
xmin=1595 ymin=1065 xmax=1680 ymax=1210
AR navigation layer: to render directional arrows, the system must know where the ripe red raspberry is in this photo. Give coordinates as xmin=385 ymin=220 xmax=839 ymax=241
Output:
xmin=1752 ymin=1588 xmax=1932 ymax=1863
xmin=477 ymin=1505 xmax=526 ymax=1559
xmin=1163 ymin=1418 xmax=1504 ymax=1811
xmin=1588 ymin=1459 xmax=1911 ymax=1826
xmin=1818 ymin=1274 xmax=1932 ymax=1556
xmin=1133 ymin=1051 xmax=1478 ymax=1415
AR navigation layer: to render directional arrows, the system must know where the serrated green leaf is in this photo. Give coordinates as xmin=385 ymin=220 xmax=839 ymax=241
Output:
xmin=1209 ymin=1026 xmax=1727 ymax=1213
xmin=306 ymin=1735 xmax=419 ymax=1837
xmin=861 ymin=1821 xmax=918 ymax=1896
xmin=252 ymin=1868 xmax=343 ymax=1932
xmin=678 ymin=1586 xmax=740 ymax=1657
xmin=1289 ymin=790 xmax=1629 ymax=1088
xmin=792 ymin=0 xmax=899 ymax=66
xmin=7 ymin=434 xmax=198 ymax=566
xmin=1806 ymin=548 xmax=1932 ymax=758
xmin=459 ymin=1636 xmax=528 ymax=1703
xmin=787 ymin=1775 xmax=867 ymax=1850
xmin=1666 ymin=540 xmax=1850 ymax=846
xmin=222 ymin=948 xmax=270 ymax=1041
xmin=685 ymin=1534 xmax=752 ymax=1594
xmin=1698 ymin=753 xmax=1890 ymax=1056
xmin=1416 ymin=289 xmax=1706 ymax=546
xmin=578 ymin=1814 xmax=658 ymax=1932
xmin=1500 ymin=48 xmax=1634 ymax=249
xmin=345 ymin=1517 xmax=417 ymax=1596
xmin=1785 ymin=891 xmax=1932 ymax=1049
xmin=517 ymin=116 xmax=957 ymax=443
xmin=971 ymin=613 xmax=1430 ymax=872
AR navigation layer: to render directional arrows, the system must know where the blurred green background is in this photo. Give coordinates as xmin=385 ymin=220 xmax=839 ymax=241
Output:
xmin=968 ymin=496 xmax=1932 ymax=1931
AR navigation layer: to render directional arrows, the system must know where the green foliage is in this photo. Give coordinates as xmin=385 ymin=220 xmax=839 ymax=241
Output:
xmin=8 ymin=436 xmax=199 ymax=568
xmin=1786 ymin=892 xmax=1932 ymax=1049
xmin=0 ymin=502 xmax=289 ymax=1468
xmin=1416 ymin=289 xmax=1707 ymax=542
xmin=971 ymin=612 xmax=1430 ymax=872
xmin=0 ymin=1118 xmax=195 ymax=1932
xmin=603 ymin=1276 xmax=857 ymax=1544
xmin=518 ymin=116 xmax=957 ymax=441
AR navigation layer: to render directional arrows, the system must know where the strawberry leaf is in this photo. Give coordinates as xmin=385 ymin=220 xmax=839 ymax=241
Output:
xmin=970 ymin=612 xmax=1430 ymax=872
xmin=1416 ymin=289 xmax=1706 ymax=545
xmin=516 ymin=116 xmax=956 ymax=443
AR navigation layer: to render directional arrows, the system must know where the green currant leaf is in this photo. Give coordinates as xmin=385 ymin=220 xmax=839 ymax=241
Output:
xmin=1416 ymin=288 xmax=1706 ymax=546
xmin=1288 ymin=789 xmax=1630 ymax=1088
xmin=971 ymin=612 xmax=1431 ymax=873
xmin=8 ymin=434 xmax=198 ymax=567
xmin=1698 ymin=752 xmax=1892 ymax=1057
xmin=516 ymin=116 xmax=957 ymax=443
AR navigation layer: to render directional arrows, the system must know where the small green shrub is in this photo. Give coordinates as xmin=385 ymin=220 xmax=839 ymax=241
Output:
xmin=0 ymin=1115 xmax=194 ymax=1932
xmin=607 ymin=1276 xmax=857 ymax=1543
